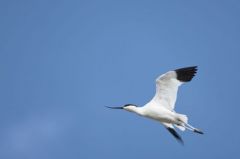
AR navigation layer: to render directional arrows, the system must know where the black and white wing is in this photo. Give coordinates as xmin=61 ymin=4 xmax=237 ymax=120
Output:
xmin=152 ymin=66 xmax=198 ymax=111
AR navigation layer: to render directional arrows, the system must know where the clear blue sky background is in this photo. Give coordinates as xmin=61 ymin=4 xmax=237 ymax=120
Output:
xmin=1 ymin=0 xmax=240 ymax=159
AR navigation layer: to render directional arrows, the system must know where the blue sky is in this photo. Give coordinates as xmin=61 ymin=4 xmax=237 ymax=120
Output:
xmin=1 ymin=0 xmax=240 ymax=159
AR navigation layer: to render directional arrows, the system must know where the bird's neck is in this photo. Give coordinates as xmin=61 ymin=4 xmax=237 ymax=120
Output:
xmin=127 ymin=107 xmax=144 ymax=116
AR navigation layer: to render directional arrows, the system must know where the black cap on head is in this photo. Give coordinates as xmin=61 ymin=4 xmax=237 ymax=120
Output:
xmin=123 ymin=104 xmax=138 ymax=107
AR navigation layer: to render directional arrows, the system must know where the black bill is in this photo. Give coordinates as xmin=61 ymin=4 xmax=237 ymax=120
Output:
xmin=106 ymin=106 xmax=123 ymax=109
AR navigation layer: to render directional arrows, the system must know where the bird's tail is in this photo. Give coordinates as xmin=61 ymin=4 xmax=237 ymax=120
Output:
xmin=174 ymin=114 xmax=188 ymax=131
xmin=178 ymin=114 xmax=188 ymax=124
xmin=176 ymin=114 xmax=204 ymax=134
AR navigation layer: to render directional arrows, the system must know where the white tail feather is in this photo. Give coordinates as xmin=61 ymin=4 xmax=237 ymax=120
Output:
xmin=175 ymin=124 xmax=185 ymax=131
xmin=174 ymin=114 xmax=188 ymax=131
xmin=178 ymin=114 xmax=188 ymax=124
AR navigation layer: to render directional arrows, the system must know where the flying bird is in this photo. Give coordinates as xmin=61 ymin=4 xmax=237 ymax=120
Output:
xmin=107 ymin=66 xmax=203 ymax=144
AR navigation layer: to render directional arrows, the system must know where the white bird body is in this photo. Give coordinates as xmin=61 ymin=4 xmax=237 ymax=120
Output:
xmin=107 ymin=66 xmax=203 ymax=144
xmin=142 ymin=103 xmax=180 ymax=124
xmin=125 ymin=101 xmax=186 ymax=127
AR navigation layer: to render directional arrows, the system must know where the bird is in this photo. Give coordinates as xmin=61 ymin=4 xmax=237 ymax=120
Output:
xmin=107 ymin=66 xmax=203 ymax=144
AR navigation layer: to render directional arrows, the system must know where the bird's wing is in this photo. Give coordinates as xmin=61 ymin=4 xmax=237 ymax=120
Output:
xmin=153 ymin=66 xmax=197 ymax=111
xmin=162 ymin=122 xmax=184 ymax=145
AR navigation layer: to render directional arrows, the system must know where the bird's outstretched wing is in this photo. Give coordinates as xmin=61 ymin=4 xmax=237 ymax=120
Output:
xmin=166 ymin=126 xmax=184 ymax=145
xmin=153 ymin=66 xmax=197 ymax=111
xmin=162 ymin=122 xmax=184 ymax=144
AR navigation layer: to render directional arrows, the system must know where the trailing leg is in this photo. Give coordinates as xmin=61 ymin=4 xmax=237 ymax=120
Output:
xmin=184 ymin=123 xmax=204 ymax=134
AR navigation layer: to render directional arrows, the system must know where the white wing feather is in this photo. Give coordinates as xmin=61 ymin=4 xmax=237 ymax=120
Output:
xmin=153 ymin=71 xmax=182 ymax=111
xmin=151 ymin=66 xmax=197 ymax=111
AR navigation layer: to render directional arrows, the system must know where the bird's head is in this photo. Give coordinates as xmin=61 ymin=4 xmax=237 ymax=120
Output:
xmin=106 ymin=104 xmax=138 ymax=112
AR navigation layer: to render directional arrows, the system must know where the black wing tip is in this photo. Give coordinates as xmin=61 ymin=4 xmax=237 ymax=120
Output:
xmin=175 ymin=66 xmax=198 ymax=82
xmin=166 ymin=127 xmax=184 ymax=145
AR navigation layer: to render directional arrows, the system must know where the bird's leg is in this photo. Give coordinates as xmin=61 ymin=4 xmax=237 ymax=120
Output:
xmin=185 ymin=123 xmax=195 ymax=129
xmin=183 ymin=124 xmax=194 ymax=131
xmin=184 ymin=123 xmax=204 ymax=134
